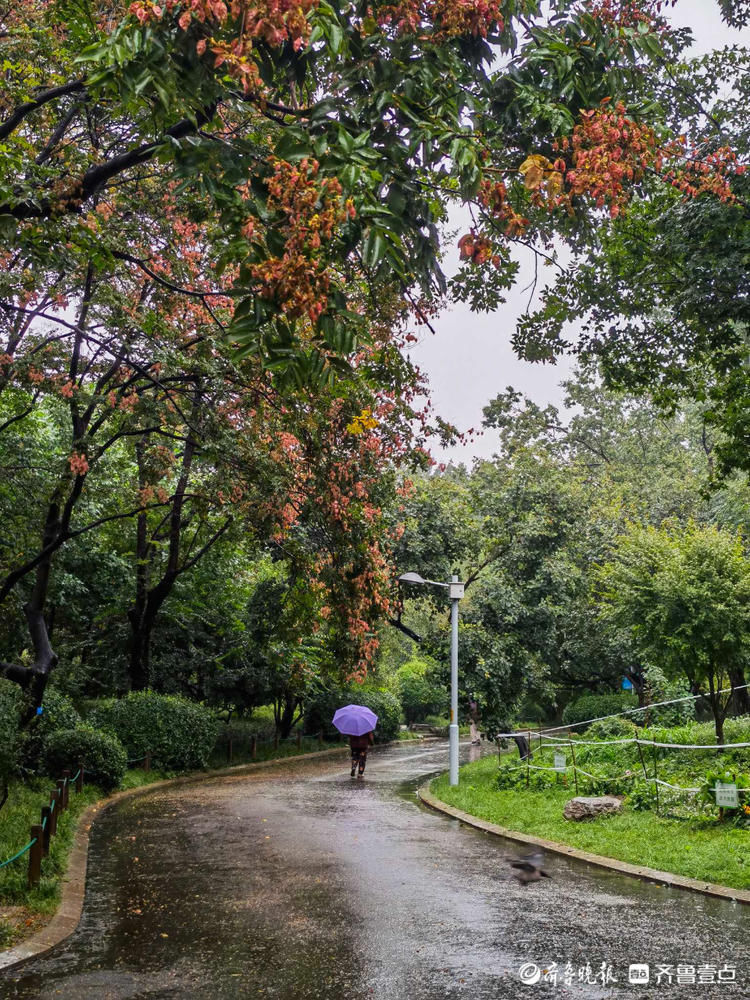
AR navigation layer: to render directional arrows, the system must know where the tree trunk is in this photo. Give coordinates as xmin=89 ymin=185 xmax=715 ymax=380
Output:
xmin=275 ymin=692 xmax=300 ymax=739
xmin=729 ymin=666 xmax=750 ymax=716
xmin=124 ymin=401 xmax=232 ymax=690
xmin=128 ymin=443 xmax=152 ymax=690
xmin=127 ymin=609 xmax=152 ymax=691
xmin=1 ymin=501 xmax=60 ymax=721
xmin=708 ymin=674 xmax=726 ymax=747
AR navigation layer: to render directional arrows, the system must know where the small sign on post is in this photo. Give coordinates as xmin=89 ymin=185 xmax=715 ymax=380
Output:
xmin=715 ymin=782 xmax=739 ymax=809
xmin=553 ymin=753 xmax=566 ymax=774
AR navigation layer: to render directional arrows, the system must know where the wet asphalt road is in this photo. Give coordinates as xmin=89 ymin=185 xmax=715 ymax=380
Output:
xmin=0 ymin=740 xmax=748 ymax=1000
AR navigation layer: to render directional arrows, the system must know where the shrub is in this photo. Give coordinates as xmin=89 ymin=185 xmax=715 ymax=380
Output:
xmin=626 ymin=780 xmax=656 ymax=812
xmin=586 ymin=717 xmax=639 ymax=741
xmin=641 ymin=666 xmax=696 ymax=727
xmin=354 ymin=689 xmax=401 ymax=743
xmin=0 ymin=680 xmax=22 ymax=786
xmin=44 ymin=726 xmax=127 ymax=791
xmin=22 ymin=689 xmax=82 ymax=770
xmin=394 ymin=658 xmax=446 ymax=725
xmin=561 ymin=693 xmax=639 ymax=731
xmin=303 ymin=684 xmax=348 ymax=740
xmin=90 ymin=691 xmax=218 ymax=770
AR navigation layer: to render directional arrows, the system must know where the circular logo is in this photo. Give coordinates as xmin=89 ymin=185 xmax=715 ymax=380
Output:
xmin=519 ymin=963 xmax=542 ymax=985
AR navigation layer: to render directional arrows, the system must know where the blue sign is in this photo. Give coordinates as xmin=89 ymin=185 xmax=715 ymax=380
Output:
xmin=622 ymin=677 xmax=633 ymax=691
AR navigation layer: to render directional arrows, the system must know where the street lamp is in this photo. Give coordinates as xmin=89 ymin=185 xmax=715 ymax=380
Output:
xmin=398 ymin=570 xmax=465 ymax=785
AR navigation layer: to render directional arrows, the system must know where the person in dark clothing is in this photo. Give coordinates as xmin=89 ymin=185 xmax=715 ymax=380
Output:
xmin=468 ymin=696 xmax=481 ymax=745
xmin=349 ymin=730 xmax=374 ymax=777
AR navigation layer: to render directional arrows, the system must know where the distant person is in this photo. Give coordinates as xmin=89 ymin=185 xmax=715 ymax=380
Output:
xmin=349 ymin=730 xmax=374 ymax=777
xmin=469 ymin=696 xmax=481 ymax=745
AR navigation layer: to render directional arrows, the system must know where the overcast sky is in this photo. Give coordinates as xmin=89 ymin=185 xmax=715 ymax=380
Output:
xmin=412 ymin=0 xmax=745 ymax=466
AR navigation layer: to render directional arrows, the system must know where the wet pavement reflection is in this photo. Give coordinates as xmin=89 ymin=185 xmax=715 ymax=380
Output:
xmin=1 ymin=740 xmax=747 ymax=999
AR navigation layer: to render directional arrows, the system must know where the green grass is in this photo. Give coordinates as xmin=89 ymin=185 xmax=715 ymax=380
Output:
xmin=431 ymin=754 xmax=750 ymax=890
xmin=0 ymin=733 xmax=345 ymax=944
xmin=0 ymin=777 xmax=102 ymax=913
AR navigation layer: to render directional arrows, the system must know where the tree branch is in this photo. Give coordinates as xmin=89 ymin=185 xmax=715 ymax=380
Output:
xmin=0 ymin=79 xmax=86 ymax=142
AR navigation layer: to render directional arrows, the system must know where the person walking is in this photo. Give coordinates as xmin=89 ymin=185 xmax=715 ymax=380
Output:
xmin=468 ymin=696 xmax=481 ymax=745
xmin=349 ymin=729 xmax=374 ymax=777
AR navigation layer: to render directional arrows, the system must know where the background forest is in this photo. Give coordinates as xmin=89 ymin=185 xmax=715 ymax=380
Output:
xmin=4 ymin=0 xmax=750 ymax=797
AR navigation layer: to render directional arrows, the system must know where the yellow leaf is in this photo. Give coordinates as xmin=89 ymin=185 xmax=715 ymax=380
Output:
xmin=544 ymin=171 xmax=564 ymax=198
xmin=520 ymin=154 xmax=553 ymax=191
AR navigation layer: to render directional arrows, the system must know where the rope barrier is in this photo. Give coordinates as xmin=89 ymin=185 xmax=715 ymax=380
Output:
xmin=0 ymin=838 xmax=36 ymax=870
xmin=512 ymin=682 xmax=750 ymax=738
xmin=0 ymin=765 xmax=83 ymax=874
xmin=499 ymin=732 xmax=750 ymax=751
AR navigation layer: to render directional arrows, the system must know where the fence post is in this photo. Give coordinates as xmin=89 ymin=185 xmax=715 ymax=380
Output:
xmin=56 ymin=779 xmax=66 ymax=813
xmin=41 ymin=806 xmax=51 ymax=856
xmin=274 ymin=732 xmax=279 ymax=751
xmin=296 ymin=730 xmax=301 ymax=749
xmin=651 ymin=742 xmax=660 ymax=815
xmin=75 ymin=764 xmax=84 ymax=793
xmin=28 ymin=826 xmax=42 ymax=888
xmin=62 ymin=770 xmax=70 ymax=808
xmin=49 ymin=790 xmax=58 ymax=837
xmin=251 ymin=736 xmax=257 ymax=760
xmin=569 ymin=739 xmax=579 ymax=796
xmin=318 ymin=730 xmax=323 ymax=748
xmin=227 ymin=736 xmax=233 ymax=764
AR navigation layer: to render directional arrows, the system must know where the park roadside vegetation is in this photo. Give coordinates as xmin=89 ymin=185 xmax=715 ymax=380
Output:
xmin=432 ymin=716 xmax=750 ymax=891
xmin=0 ymin=680 xmax=412 ymax=949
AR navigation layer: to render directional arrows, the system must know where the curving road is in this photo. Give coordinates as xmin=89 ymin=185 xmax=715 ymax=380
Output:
xmin=0 ymin=740 xmax=747 ymax=999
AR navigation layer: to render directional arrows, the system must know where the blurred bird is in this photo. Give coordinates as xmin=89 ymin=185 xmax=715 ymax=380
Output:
xmin=507 ymin=851 xmax=551 ymax=884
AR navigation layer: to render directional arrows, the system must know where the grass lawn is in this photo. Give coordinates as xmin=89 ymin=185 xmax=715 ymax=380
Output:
xmin=431 ymin=754 xmax=750 ymax=890
xmin=0 ymin=775 xmax=105 ymax=946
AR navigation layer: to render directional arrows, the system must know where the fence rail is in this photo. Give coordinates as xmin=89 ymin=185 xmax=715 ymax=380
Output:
xmin=1 ymin=729 xmax=330 ymax=887
xmin=498 ymin=725 xmax=750 ymax=816
xmin=0 ymin=766 xmax=83 ymax=888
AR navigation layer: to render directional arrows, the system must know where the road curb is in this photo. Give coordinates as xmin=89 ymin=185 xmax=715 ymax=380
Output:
xmin=418 ymin=781 xmax=750 ymax=906
xmin=0 ymin=745 xmax=349 ymax=973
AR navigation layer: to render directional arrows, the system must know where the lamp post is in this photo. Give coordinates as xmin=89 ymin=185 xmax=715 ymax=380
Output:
xmin=398 ymin=570 xmax=464 ymax=785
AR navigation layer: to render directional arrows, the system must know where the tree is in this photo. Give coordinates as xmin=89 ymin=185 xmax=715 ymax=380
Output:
xmin=514 ymin=34 xmax=750 ymax=474
xmin=2 ymin=0 xmax=699 ymax=381
xmin=388 ymin=367 xmax=733 ymax=728
xmin=597 ymin=521 xmax=750 ymax=744
xmin=4 ymin=0 xmax=743 ymax=717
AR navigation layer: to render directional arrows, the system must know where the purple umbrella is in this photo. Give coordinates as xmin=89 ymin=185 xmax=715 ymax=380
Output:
xmin=332 ymin=704 xmax=378 ymax=737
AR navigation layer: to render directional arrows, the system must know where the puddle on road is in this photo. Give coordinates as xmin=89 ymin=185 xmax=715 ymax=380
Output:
xmin=1 ymin=741 xmax=747 ymax=1000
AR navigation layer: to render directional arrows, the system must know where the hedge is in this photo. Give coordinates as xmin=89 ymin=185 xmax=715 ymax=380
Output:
xmin=22 ymin=690 xmax=82 ymax=770
xmin=91 ymin=691 xmax=218 ymax=770
xmin=44 ymin=726 xmax=127 ymax=791
xmin=561 ymin=693 xmax=639 ymax=730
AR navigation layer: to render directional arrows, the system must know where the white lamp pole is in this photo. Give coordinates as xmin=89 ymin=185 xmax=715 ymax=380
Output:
xmin=398 ymin=571 xmax=465 ymax=786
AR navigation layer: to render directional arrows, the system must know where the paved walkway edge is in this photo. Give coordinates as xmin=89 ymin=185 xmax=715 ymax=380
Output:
xmin=418 ymin=781 xmax=750 ymax=907
xmin=0 ymin=745 xmax=350 ymax=973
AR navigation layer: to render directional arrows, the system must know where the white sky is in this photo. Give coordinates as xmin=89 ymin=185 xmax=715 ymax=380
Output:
xmin=412 ymin=0 xmax=746 ymax=466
